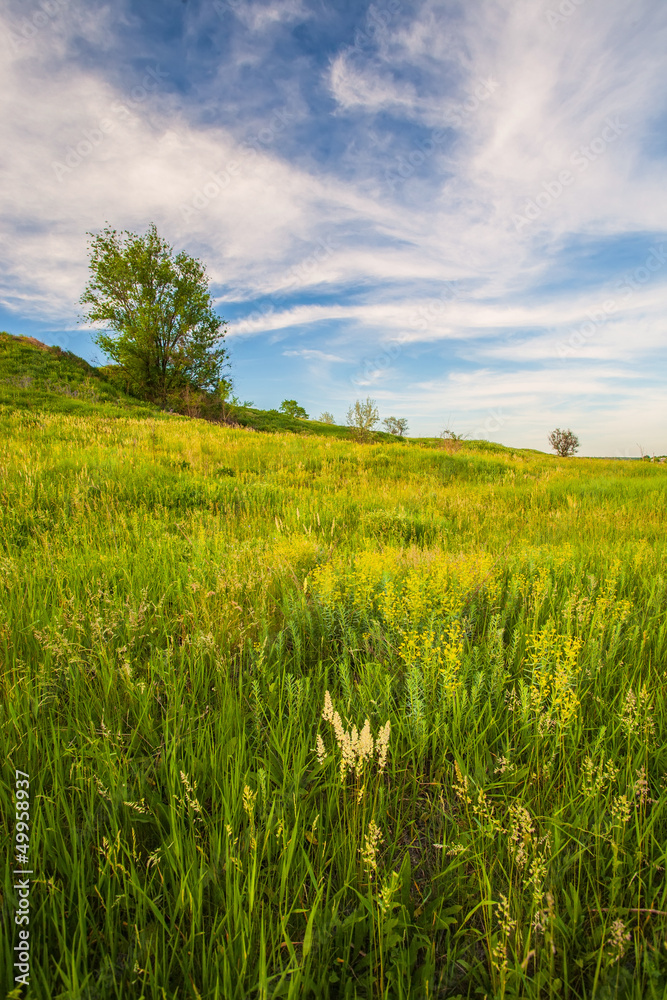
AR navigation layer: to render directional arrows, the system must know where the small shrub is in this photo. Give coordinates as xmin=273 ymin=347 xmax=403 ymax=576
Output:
xmin=346 ymin=398 xmax=379 ymax=443
xmin=549 ymin=428 xmax=580 ymax=457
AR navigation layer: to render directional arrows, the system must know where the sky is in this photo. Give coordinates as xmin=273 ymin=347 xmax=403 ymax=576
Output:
xmin=1 ymin=0 xmax=666 ymax=455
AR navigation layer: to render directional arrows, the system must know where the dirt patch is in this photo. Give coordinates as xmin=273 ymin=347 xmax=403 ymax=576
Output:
xmin=18 ymin=336 xmax=55 ymax=352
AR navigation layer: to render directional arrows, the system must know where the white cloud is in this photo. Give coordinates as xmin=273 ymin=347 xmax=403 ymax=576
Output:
xmin=283 ymin=348 xmax=347 ymax=362
xmin=1 ymin=0 xmax=666 ymax=454
xmin=234 ymin=0 xmax=309 ymax=32
xmin=329 ymin=53 xmax=418 ymax=113
xmin=0 ymin=13 xmax=401 ymax=316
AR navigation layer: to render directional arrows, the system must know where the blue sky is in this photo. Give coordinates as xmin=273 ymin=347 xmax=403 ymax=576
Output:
xmin=1 ymin=0 xmax=666 ymax=454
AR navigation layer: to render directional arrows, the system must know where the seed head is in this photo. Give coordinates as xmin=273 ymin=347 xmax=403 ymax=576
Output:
xmin=360 ymin=820 xmax=383 ymax=877
xmin=606 ymin=918 xmax=630 ymax=962
xmin=376 ymin=720 xmax=391 ymax=772
xmin=315 ymin=734 xmax=327 ymax=765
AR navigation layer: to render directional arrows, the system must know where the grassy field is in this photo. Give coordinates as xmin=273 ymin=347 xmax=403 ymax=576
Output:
xmin=1 ymin=396 xmax=667 ymax=998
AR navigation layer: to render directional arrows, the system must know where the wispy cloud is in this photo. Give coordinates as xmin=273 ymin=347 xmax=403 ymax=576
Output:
xmin=283 ymin=348 xmax=347 ymax=362
xmin=329 ymin=53 xmax=418 ymax=114
xmin=1 ymin=0 xmax=666 ymax=453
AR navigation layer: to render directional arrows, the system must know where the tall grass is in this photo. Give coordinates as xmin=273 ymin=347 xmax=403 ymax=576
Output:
xmin=1 ymin=407 xmax=666 ymax=998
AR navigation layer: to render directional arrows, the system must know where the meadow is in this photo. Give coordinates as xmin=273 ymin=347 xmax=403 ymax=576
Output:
xmin=1 ymin=403 xmax=667 ymax=999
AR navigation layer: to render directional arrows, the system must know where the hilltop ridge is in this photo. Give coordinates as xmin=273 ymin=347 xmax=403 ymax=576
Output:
xmin=0 ymin=330 xmax=546 ymax=456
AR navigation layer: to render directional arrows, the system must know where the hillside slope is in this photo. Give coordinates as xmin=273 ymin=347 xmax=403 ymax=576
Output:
xmin=0 ymin=332 xmax=389 ymax=438
xmin=0 ymin=332 xmax=550 ymax=456
xmin=0 ymin=331 xmax=158 ymax=417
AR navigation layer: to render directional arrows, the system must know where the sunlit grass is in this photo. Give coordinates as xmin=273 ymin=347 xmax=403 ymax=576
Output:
xmin=1 ymin=404 xmax=666 ymax=998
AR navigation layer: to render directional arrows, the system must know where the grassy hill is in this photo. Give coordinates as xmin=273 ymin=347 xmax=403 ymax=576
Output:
xmin=0 ymin=331 xmax=400 ymax=441
xmin=0 ymin=331 xmax=161 ymax=418
xmin=0 ymin=331 xmax=546 ymax=453
xmin=2 ymin=333 xmax=667 ymax=997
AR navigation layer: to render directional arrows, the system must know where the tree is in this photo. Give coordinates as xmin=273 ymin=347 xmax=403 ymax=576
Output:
xmin=548 ymin=428 xmax=580 ymax=457
xmin=319 ymin=411 xmax=335 ymax=424
xmin=346 ymin=397 xmax=379 ymax=442
xmin=383 ymin=416 xmax=408 ymax=438
xmin=80 ymin=223 xmax=228 ymax=408
xmin=280 ymin=399 xmax=308 ymax=419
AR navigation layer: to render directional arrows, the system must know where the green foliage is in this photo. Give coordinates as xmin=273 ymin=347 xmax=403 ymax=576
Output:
xmin=347 ymin=397 xmax=380 ymax=442
xmin=0 ymin=332 xmax=406 ymax=441
xmin=1 ymin=407 xmax=667 ymax=998
xmin=0 ymin=331 xmax=157 ymax=417
xmin=549 ymin=427 xmax=580 ymax=457
xmin=319 ymin=411 xmax=335 ymax=424
xmin=222 ymin=404 xmax=400 ymax=442
xmin=383 ymin=416 xmax=408 ymax=437
xmin=279 ymin=399 xmax=308 ymax=419
xmin=80 ymin=222 xmax=229 ymax=408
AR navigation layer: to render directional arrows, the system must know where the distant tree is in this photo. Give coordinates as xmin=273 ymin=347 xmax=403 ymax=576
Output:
xmin=548 ymin=428 xmax=580 ymax=457
xmin=346 ymin=397 xmax=379 ymax=442
xmin=383 ymin=416 xmax=408 ymax=438
xmin=279 ymin=399 xmax=308 ymax=419
xmin=440 ymin=428 xmax=465 ymax=442
xmin=319 ymin=411 xmax=335 ymax=424
xmin=80 ymin=223 xmax=228 ymax=409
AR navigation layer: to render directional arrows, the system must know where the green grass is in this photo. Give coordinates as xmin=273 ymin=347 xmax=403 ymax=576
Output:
xmin=0 ymin=331 xmax=400 ymax=440
xmin=227 ymin=405 xmax=397 ymax=441
xmin=1 ymin=354 xmax=667 ymax=998
xmin=0 ymin=332 xmax=161 ymax=419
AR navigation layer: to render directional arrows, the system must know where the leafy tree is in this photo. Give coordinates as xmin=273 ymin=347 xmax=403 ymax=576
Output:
xmin=279 ymin=399 xmax=308 ymax=419
xmin=383 ymin=416 xmax=408 ymax=438
xmin=346 ymin=397 xmax=379 ymax=442
xmin=80 ymin=223 xmax=228 ymax=408
xmin=548 ymin=428 xmax=580 ymax=457
xmin=319 ymin=411 xmax=335 ymax=424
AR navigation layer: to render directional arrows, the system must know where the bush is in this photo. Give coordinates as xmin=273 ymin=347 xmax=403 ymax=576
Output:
xmin=346 ymin=398 xmax=379 ymax=443
xmin=549 ymin=428 xmax=580 ymax=457
xmin=280 ymin=399 xmax=308 ymax=419
xmin=383 ymin=416 xmax=408 ymax=438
